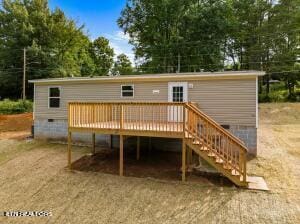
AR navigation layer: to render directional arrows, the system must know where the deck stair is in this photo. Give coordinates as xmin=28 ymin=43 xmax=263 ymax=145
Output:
xmin=184 ymin=103 xmax=248 ymax=187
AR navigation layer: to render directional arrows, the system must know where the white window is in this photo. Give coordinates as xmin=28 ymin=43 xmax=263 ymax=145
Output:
xmin=121 ymin=85 xmax=134 ymax=97
xmin=48 ymin=87 xmax=61 ymax=108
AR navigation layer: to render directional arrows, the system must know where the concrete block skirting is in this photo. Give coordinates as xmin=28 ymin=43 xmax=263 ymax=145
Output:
xmin=34 ymin=119 xmax=108 ymax=144
xmin=34 ymin=119 xmax=257 ymax=155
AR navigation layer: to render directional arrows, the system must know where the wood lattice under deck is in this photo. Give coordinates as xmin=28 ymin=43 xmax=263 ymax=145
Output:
xmin=67 ymin=102 xmax=249 ymax=187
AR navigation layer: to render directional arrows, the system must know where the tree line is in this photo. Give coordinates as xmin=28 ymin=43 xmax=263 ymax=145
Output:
xmin=0 ymin=0 xmax=299 ymax=101
xmin=118 ymin=0 xmax=300 ymax=100
xmin=0 ymin=0 xmax=133 ymax=99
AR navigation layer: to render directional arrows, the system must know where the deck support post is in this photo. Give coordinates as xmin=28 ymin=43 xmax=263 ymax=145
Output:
xmin=119 ymin=135 xmax=124 ymax=176
xmin=182 ymin=139 xmax=186 ymax=181
xmin=137 ymin=136 xmax=140 ymax=160
xmin=68 ymin=131 xmax=72 ymax=169
xmin=92 ymin=133 xmax=96 ymax=155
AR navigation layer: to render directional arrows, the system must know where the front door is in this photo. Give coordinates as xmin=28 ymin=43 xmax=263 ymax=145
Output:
xmin=168 ymin=82 xmax=188 ymax=122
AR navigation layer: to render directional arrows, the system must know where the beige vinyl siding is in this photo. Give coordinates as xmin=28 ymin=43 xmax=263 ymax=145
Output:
xmin=34 ymin=82 xmax=168 ymax=120
xmin=34 ymin=78 xmax=256 ymax=126
xmin=189 ymin=78 xmax=256 ymax=126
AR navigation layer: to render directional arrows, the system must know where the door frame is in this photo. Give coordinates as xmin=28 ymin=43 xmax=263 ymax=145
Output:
xmin=167 ymin=82 xmax=188 ymax=122
xmin=168 ymin=82 xmax=188 ymax=103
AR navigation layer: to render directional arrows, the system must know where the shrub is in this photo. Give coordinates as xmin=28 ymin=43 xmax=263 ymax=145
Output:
xmin=0 ymin=99 xmax=33 ymax=115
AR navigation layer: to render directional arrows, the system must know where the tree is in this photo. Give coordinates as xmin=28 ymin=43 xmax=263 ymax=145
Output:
xmin=112 ymin=54 xmax=133 ymax=75
xmin=89 ymin=37 xmax=114 ymax=75
xmin=118 ymin=0 xmax=234 ymax=73
xmin=0 ymin=0 xmax=93 ymax=98
xmin=267 ymin=0 xmax=300 ymax=98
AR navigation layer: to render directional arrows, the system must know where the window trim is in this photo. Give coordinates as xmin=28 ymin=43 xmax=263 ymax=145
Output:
xmin=48 ymin=86 xmax=61 ymax=109
xmin=168 ymin=82 xmax=188 ymax=102
xmin=121 ymin=84 xmax=134 ymax=98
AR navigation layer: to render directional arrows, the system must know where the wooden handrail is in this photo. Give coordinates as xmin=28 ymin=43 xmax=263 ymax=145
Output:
xmin=185 ymin=103 xmax=247 ymax=152
xmin=184 ymin=102 xmax=247 ymax=183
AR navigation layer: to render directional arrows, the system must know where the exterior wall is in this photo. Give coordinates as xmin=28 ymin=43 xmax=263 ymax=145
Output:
xmin=33 ymin=77 xmax=258 ymax=155
xmin=34 ymin=78 xmax=256 ymax=126
xmin=34 ymin=82 xmax=168 ymax=120
xmin=189 ymin=79 xmax=256 ymax=126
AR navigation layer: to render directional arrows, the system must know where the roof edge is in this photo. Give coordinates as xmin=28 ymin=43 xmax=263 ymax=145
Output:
xmin=29 ymin=71 xmax=265 ymax=84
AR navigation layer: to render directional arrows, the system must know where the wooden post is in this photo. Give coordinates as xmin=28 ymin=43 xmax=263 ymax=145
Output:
xmin=68 ymin=131 xmax=72 ymax=169
xmin=183 ymin=104 xmax=186 ymax=137
xmin=120 ymin=105 xmax=124 ymax=130
xmin=243 ymin=151 xmax=247 ymax=183
xmin=137 ymin=136 xmax=140 ymax=160
xmin=182 ymin=139 xmax=186 ymax=181
xmin=120 ymin=135 xmax=124 ymax=176
xmin=92 ymin=133 xmax=96 ymax=155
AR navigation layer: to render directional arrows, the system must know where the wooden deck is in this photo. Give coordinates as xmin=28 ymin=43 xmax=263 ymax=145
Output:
xmin=70 ymin=121 xmax=184 ymax=138
xmin=67 ymin=102 xmax=249 ymax=187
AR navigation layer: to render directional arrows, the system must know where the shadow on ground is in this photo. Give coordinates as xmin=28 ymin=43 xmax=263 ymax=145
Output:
xmin=71 ymin=146 xmax=234 ymax=187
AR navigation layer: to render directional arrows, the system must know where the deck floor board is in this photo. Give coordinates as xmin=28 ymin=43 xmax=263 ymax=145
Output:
xmin=71 ymin=121 xmax=184 ymax=133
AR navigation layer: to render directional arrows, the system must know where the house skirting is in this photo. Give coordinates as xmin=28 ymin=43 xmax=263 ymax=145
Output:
xmin=34 ymin=119 xmax=257 ymax=155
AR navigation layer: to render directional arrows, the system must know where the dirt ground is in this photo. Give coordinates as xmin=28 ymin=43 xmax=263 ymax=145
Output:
xmin=0 ymin=104 xmax=299 ymax=223
xmin=71 ymin=147 xmax=233 ymax=186
xmin=0 ymin=113 xmax=32 ymax=139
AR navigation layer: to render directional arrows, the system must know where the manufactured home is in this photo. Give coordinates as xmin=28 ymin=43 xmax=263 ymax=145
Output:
xmin=30 ymin=71 xmax=264 ymax=187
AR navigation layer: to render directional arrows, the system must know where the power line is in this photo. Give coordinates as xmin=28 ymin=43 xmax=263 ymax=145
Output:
xmin=133 ymin=60 xmax=300 ymax=69
xmin=135 ymin=51 xmax=300 ymax=60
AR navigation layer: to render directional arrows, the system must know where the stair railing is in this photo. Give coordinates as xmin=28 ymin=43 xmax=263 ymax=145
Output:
xmin=184 ymin=103 xmax=247 ymax=184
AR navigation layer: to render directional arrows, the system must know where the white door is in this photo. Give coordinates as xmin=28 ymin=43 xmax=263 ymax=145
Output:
xmin=168 ymin=82 xmax=188 ymax=122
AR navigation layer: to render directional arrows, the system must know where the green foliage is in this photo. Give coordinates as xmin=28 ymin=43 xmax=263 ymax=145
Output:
xmin=112 ymin=54 xmax=133 ymax=75
xmin=259 ymin=81 xmax=300 ymax=102
xmin=0 ymin=0 xmax=93 ymax=98
xmin=89 ymin=37 xmax=114 ymax=76
xmin=0 ymin=99 xmax=33 ymax=114
xmin=0 ymin=0 xmax=119 ymax=98
xmin=118 ymin=0 xmax=231 ymax=73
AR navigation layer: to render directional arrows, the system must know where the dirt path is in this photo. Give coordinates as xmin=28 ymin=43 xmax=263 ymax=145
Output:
xmin=0 ymin=105 xmax=299 ymax=223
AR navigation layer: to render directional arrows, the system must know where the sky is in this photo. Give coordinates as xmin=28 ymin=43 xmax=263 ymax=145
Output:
xmin=49 ymin=0 xmax=134 ymax=62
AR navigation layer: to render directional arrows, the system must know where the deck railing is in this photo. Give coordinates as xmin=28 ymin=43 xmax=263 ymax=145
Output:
xmin=69 ymin=102 xmax=186 ymax=137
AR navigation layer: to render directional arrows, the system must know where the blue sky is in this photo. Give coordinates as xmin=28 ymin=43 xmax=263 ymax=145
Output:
xmin=49 ymin=0 xmax=134 ymax=62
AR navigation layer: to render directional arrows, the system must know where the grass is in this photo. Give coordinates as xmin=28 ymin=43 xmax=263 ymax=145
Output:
xmin=0 ymin=99 xmax=33 ymax=114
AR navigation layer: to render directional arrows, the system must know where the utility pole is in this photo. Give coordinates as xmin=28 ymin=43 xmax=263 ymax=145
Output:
xmin=23 ymin=48 xmax=26 ymax=100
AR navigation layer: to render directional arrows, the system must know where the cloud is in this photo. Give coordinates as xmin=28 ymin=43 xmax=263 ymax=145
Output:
xmin=105 ymin=30 xmax=134 ymax=63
